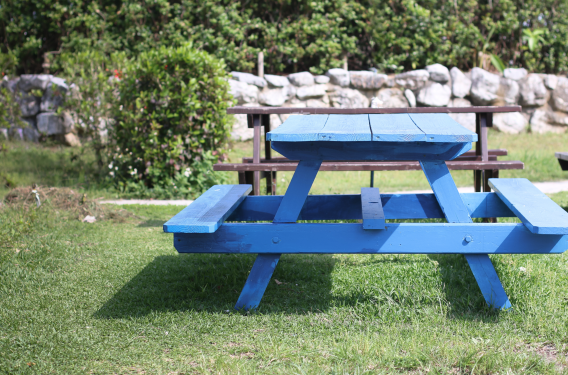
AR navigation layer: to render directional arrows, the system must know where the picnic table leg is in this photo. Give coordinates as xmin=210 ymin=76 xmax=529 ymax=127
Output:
xmin=421 ymin=160 xmax=512 ymax=310
xmin=235 ymin=160 xmax=322 ymax=310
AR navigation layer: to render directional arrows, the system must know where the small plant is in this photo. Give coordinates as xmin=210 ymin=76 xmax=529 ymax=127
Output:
xmin=0 ymin=86 xmax=26 ymax=129
xmin=522 ymin=28 xmax=547 ymax=52
xmin=108 ymin=44 xmax=233 ymax=198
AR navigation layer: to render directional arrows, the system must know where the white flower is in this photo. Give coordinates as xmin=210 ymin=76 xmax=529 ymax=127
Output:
xmin=519 ymin=267 xmax=526 ymax=272
xmin=115 ymin=166 xmax=118 ymax=170
xmin=184 ymin=168 xmax=191 ymax=177
xmin=119 ymin=105 xmax=123 ymax=111
xmin=108 ymin=163 xmax=113 ymax=169
xmin=109 ymin=171 xmax=114 ymax=177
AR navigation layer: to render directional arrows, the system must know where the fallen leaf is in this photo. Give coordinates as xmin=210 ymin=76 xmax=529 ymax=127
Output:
xmin=274 ymin=279 xmax=282 ymax=285
xmin=82 ymin=215 xmax=96 ymax=223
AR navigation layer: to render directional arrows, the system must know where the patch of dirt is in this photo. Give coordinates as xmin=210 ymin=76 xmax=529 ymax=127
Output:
xmin=2 ymin=186 xmax=136 ymax=222
xmin=515 ymin=342 xmax=568 ymax=370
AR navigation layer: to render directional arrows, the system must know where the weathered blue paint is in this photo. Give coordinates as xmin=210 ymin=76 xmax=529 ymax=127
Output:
xmin=173 ymin=223 xmax=568 ymax=254
xmin=271 ymin=141 xmax=472 ymax=162
xmin=369 ymin=114 xmax=425 ymax=142
xmin=409 ymin=113 xmax=478 ymax=143
xmin=234 ymin=254 xmax=280 ymax=310
xmin=421 ymin=160 xmax=512 ymax=310
xmin=227 ymin=193 xmax=515 ymax=222
xmin=163 ymin=184 xmax=251 ymax=233
xmin=489 ymin=178 xmax=568 ymax=234
xmin=319 ymin=114 xmax=371 ymax=141
xmin=266 ymin=114 xmax=328 ymax=142
xmin=361 ymin=188 xmax=385 ymax=229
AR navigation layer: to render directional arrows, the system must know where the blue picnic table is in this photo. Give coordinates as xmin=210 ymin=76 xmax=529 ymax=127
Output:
xmin=164 ymin=113 xmax=568 ymax=311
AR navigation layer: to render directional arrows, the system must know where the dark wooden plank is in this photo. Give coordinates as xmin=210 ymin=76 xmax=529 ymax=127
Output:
xmin=252 ymin=114 xmax=261 ymax=196
xmin=228 ymin=106 xmax=522 ymax=115
xmin=361 ymin=188 xmax=385 ymax=229
xmin=489 ymin=178 xmax=568 ymax=234
xmin=163 ymin=184 xmax=252 ymax=233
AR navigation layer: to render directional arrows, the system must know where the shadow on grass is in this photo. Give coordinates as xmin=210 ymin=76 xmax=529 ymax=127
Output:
xmin=137 ymin=219 xmax=166 ymax=227
xmin=95 ymin=253 xmax=339 ymax=318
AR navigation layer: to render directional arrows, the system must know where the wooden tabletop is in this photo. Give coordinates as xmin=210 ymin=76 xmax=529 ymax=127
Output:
xmin=266 ymin=113 xmax=477 ymax=143
xmin=228 ymin=106 xmax=521 ymax=115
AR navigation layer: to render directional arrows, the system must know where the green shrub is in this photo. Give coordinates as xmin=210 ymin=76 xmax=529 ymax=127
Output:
xmin=108 ymin=44 xmax=232 ymax=199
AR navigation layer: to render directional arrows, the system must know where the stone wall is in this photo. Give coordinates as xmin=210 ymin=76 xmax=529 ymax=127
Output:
xmin=0 ymin=75 xmax=80 ymax=146
xmin=229 ymin=65 xmax=568 ymax=140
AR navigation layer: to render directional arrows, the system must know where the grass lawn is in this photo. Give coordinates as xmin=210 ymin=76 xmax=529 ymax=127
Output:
xmin=2 ymin=131 xmax=568 ymax=373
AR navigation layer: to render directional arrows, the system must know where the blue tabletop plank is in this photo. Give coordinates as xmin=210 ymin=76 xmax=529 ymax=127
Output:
xmin=266 ymin=115 xmax=328 ymax=142
xmin=408 ymin=113 xmax=477 ymax=143
xmin=489 ymin=178 xmax=568 ymax=234
xmin=369 ymin=114 xmax=425 ymax=142
xmin=318 ymin=114 xmax=371 ymax=141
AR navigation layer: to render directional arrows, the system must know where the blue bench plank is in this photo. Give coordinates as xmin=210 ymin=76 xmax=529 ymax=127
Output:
xmin=369 ymin=114 xmax=425 ymax=142
xmin=227 ymin=193 xmax=515 ymax=221
xmin=266 ymin=115 xmax=328 ymax=142
xmin=163 ymin=184 xmax=251 ymax=233
xmin=489 ymin=178 xmax=568 ymax=234
xmin=174 ymin=223 xmax=568 ymax=254
xmin=409 ymin=113 xmax=477 ymax=143
xmin=361 ymin=188 xmax=385 ymax=229
xmin=319 ymin=114 xmax=371 ymax=141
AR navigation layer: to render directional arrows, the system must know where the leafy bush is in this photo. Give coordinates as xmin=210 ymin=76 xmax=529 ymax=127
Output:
xmin=108 ymin=44 xmax=232 ymax=199
xmin=3 ymin=0 xmax=568 ymax=75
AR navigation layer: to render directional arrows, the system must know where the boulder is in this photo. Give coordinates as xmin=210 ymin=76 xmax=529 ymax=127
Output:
xmin=0 ymin=128 xmax=7 ymax=140
xmin=544 ymin=75 xmax=558 ymax=90
xmin=259 ymin=85 xmax=295 ymax=106
xmin=530 ymin=108 xmax=568 ymax=133
xmin=503 ymin=68 xmax=528 ymax=81
xmin=416 ymin=82 xmax=451 ymax=107
xmin=8 ymin=127 xmax=23 ymax=141
xmin=404 ymin=89 xmax=416 ymax=107
xmin=448 ymin=98 xmax=475 ymax=131
xmin=493 ymin=112 xmax=528 ymax=134
xmin=23 ymin=126 xmax=40 ymax=142
xmin=1 ymin=76 xmax=19 ymax=93
xmin=18 ymin=93 xmax=40 ymax=117
xmin=64 ymin=133 xmax=81 ymax=147
xmin=314 ymin=75 xmax=330 ymax=84
xmin=470 ymin=68 xmax=500 ymax=105
xmin=306 ymin=99 xmax=328 ymax=107
xmin=269 ymin=114 xmax=283 ymax=130
xmin=230 ymin=72 xmax=267 ymax=88
xmin=17 ymin=74 xmax=53 ymax=92
xmin=228 ymin=79 xmax=258 ymax=104
xmin=370 ymin=88 xmax=408 ymax=108
xmin=230 ymin=114 xmax=253 ymax=141
xmin=496 ymin=77 xmax=519 ymax=105
xmin=450 ymin=67 xmax=472 ymax=98
xmin=552 ymin=77 xmax=568 ymax=112
xmin=426 ymin=64 xmax=450 ymax=83
xmin=329 ymin=88 xmax=370 ymax=108
xmin=40 ymin=77 xmax=69 ymax=112
xmin=394 ymin=70 xmax=429 ymax=91
xmin=61 ymin=111 xmax=75 ymax=133
xmin=326 ymin=68 xmax=350 ymax=87
xmin=296 ymin=85 xmax=326 ymax=100
xmin=349 ymin=71 xmax=387 ymax=90
xmin=519 ymin=74 xmax=548 ymax=107
xmin=264 ymin=74 xmax=290 ymax=87
xmin=288 ymin=71 xmax=314 ymax=87
xmin=36 ymin=112 xmax=64 ymax=135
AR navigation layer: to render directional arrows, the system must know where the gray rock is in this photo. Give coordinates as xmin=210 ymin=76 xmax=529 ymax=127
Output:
xmin=370 ymin=88 xmax=408 ymax=108
xmin=17 ymin=74 xmax=53 ymax=92
xmin=8 ymin=127 xmax=23 ymax=141
xmin=269 ymin=114 xmax=283 ymax=130
xmin=552 ymin=77 xmax=568 ymax=112
xmin=493 ymin=112 xmax=528 ymax=134
xmin=519 ymin=74 xmax=548 ymax=106
xmin=394 ymin=70 xmax=430 ymax=91
xmin=63 ymin=133 xmax=81 ymax=147
xmin=450 ymin=67 xmax=472 ymax=98
xmin=230 ymin=72 xmax=267 ymax=88
xmin=306 ymin=99 xmax=328 ymax=107
xmin=496 ymin=77 xmax=519 ymax=105
xmin=544 ymin=75 xmax=558 ymax=90
xmin=416 ymin=82 xmax=451 ymax=107
xmin=61 ymin=111 xmax=75 ymax=133
xmin=326 ymin=68 xmax=350 ymax=87
xmin=40 ymin=77 xmax=69 ymax=112
xmin=503 ymin=68 xmax=528 ymax=81
xmin=349 ymin=71 xmax=387 ymax=90
xmin=329 ymin=88 xmax=370 ymax=108
xmin=0 ymin=128 xmax=7 ymax=140
xmin=404 ymin=89 xmax=416 ymax=107
xmin=37 ymin=112 xmax=64 ymax=135
xmin=448 ymin=98 xmax=475 ymax=131
xmin=426 ymin=64 xmax=450 ymax=83
xmin=1 ymin=76 xmax=19 ymax=93
xmin=288 ymin=71 xmax=315 ymax=87
xmin=314 ymin=75 xmax=330 ymax=84
xmin=296 ymin=84 xmax=326 ymax=100
xmin=228 ymin=79 xmax=258 ymax=104
xmin=17 ymin=93 xmax=40 ymax=117
xmin=259 ymin=85 xmax=296 ymax=106
xmin=23 ymin=126 xmax=40 ymax=142
xmin=530 ymin=108 xmax=568 ymax=133
xmin=264 ymin=74 xmax=290 ymax=88
xmin=470 ymin=68 xmax=500 ymax=105
xmin=230 ymin=114 xmax=253 ymax=141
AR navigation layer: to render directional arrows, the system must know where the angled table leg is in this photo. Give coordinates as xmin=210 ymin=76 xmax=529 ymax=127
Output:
xmin=235 ymin=160 xmax=322 ymax=310
xmin=421 ymin=160 xmax=512 ymax=310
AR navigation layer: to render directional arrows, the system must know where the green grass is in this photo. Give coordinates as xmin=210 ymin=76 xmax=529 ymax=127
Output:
xmin=1 ymin=202 xmax=568 ymax=374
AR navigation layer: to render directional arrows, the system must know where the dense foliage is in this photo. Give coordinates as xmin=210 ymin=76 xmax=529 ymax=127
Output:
xmin=107 ymin=44 xmax=231 ymax=198
xmin=1 ymin=0 xmax=568 ymax=75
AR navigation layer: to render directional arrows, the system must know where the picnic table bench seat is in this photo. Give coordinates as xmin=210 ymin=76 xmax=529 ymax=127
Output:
xmin=556 ymin=152 xmax=568 ymax=170
xmin=165 ymin=112 xmax=568 ymax=312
